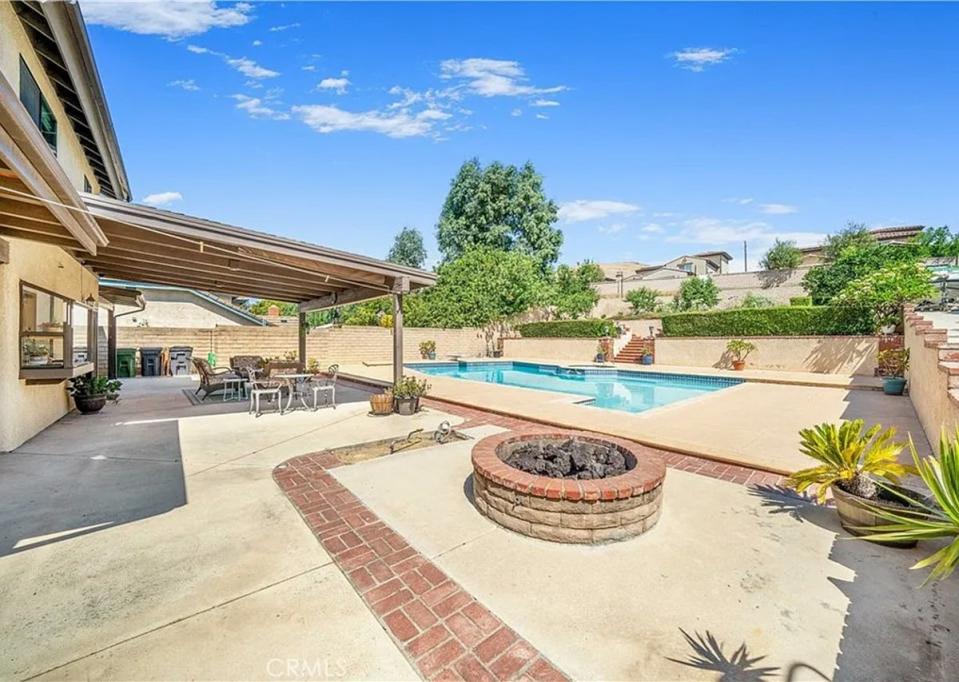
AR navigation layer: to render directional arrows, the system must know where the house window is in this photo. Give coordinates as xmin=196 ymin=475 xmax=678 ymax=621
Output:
xmin=19 ymin=57 xmax=57 ymax=154
xmin=19 ymin=283 xmax=93 ymax=372
xmin=679 ymin=262 xmax=693 ymax=273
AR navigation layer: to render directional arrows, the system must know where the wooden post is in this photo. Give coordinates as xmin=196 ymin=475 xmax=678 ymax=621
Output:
xmin=392 ymin=292 xmax=403 ymax=388
xmin=107 ymin=309 xmax=117 ymax=379
xmin=298 ymin=312 xmax=307 ymax=369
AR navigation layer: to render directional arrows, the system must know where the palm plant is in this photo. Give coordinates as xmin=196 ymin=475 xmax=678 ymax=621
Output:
xmin=861 ymin=429 xmax=959 ymax=583
xmin=787 ymin=420 xmax=912 ymax=503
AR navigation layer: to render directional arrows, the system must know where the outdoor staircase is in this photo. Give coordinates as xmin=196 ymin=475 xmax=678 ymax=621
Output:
xmin=614 ymin=335 xmax=652 ymax=364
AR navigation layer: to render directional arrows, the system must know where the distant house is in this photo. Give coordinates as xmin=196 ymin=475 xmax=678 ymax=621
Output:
xmin=598 ymin=251 xmax=733 ymax=286
xmin=798 ymin=225 xmax=924 ymax=266
xmin=105 ymin=280 xmax=268 ymax=329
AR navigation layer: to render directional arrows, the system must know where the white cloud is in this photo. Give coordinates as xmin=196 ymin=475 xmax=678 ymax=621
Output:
xmin=142 ymin=191 xmax=182 ymax=206
xmin=535 ymin=113 xmax=549 ymax=120
xmin=510 ymin=108 xmax=523 ymax=117
xmin=293 ymin=105 xmax=448 ymax=138
xmin=168 ymin=79 xmax=199 ymax=91
xmin=269 ymin=23 xmax=300 ymax=32
xmin=640 ymin=223 xmax=664 ymax=233
xmin=187 ymin=45 xmax=279 ymax=78
xmin=302 ymin=65 xmax=317 ymax=72
xmin=671 ymin=47 xmax=738 ymax=72
xmin=722 ymin=197 xmax=754 ymax=205
xmin=225 ymin=56 xmax=279 ymax=79
xmin=440 ymin=58 xmax=565 ymax=98
xmin=668 ymin=216 xmax=825 ymax=254
xmin=532 ymin=99 xmax=560 ymax=107
xmin=598 ymin=223 xmax=626 ymax=235
xmin=758 ymin=203 xmax=799 ymax=215
xmin=252 ymin=39 xmax=262 ymax=47
xmin=317 ymin=77 xmax=351 ymax=94
xmin=231 ymin=94 xmax=290 ymax=120
xmin=559 ymin=200 xmax=641 ymax=223
xmin=82 ymin=1 xmax=253 ymax=39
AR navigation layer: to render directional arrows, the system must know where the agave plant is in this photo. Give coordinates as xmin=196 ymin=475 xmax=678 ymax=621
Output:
xmin=787 ymin=420 xmax=912 ymax=503
xmin=861 ymin=429 xmax=959 ymax=583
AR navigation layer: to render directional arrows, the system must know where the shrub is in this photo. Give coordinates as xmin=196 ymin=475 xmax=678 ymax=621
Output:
xmin=660 ymin=306 xmax=874 ymax=337
xmin=790 ymin=296 xmax=813 ymax=306
xmin=726 ymin=339 xmax=757 ymax=361
xmin=516 ymin=319 xmax=618 ymax=338
xmin=738 ymin=292 xmax=775 ymax=309
xmin=675 ymin=277 xmax=719 ymax=311
xmin=625 ymin=287 xmax=660 ymax=314
xmin=834 ymin=261 xmax=936 ymax=329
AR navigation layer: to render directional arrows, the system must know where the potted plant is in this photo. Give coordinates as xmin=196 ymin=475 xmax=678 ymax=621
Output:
xmin=369 ymin=389 xmax=393 ymax=416
xmin=68 ymin=373 xmax=122 ymax=415
xmin=594 ymin=341 xmax=607 ymax=363
xmin=419 ymin=340 xmax=437 ymax=360
xmin=787 ymin=420 xmax=919 ymax=546
xmin=392 ymin=375 xmax=430 ymax=415
xmin=860 ymin=428 xmax=959 ymax=583
xmin=641 ymin=346 xmax=654 ymax=365
xmin=726 ymin=339 xmax=756 ymax=371
xmin=878 ymin=348 xmax=909 ymax=396
xmin=23 ymin=338 xmax=51 ymax=366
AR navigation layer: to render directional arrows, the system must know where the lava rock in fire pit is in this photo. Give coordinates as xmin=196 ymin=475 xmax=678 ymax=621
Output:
xmin=504 ymin=438 xmax=628 ymax=480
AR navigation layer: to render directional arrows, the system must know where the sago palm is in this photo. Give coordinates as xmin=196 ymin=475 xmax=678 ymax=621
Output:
xmin=861 ymin=429 xmax=959 ymax=583
xmin=787 ymin=420 xmax=911 ymax=504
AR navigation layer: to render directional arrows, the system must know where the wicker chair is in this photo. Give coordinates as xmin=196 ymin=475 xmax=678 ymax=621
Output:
xmin=192 ymin=358 xmax=239 ymax=401
xmin=230 ymin=355 xmax=264 ymax=376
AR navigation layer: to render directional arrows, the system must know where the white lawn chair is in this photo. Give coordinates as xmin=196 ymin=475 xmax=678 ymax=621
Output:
xmin=247 ymin=368 xmax=282 ymax=417
xmin=310 ymin=364 xmax=338 ymax=410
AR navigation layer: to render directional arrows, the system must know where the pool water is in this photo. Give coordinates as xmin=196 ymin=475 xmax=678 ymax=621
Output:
xmin=408 ymin=361 xmax=741 ymax=414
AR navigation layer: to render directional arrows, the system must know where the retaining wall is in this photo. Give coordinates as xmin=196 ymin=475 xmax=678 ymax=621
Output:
xmin=904 ymin=309 xmax=959 ymax=446
xmin=117 ymin=325 xmax=488 ymax=369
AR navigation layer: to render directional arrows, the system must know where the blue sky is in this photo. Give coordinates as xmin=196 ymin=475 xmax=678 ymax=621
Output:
xmin=81 ymin=1 xmax=959 ymax=271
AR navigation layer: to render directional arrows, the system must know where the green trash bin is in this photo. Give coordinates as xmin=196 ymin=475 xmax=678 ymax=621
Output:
xmin=116 ymin=348 xmax=137 ymax=378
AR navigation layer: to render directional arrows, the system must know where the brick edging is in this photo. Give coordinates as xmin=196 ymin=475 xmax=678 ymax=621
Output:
xmin=274 ymin=452 xmax=569 ymax=681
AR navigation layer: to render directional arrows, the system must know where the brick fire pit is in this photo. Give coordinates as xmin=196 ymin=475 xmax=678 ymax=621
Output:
xmin=470 ymin=431 xmax=666 ymax=544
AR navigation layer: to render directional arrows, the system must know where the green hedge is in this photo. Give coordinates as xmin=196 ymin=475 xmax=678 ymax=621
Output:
xmin=516 ymin=319 xmax=618 ymax=338
xmin=660 ymin=306 xmax=874 ymax=337
xmin=789 ymin=296 xmax=813 ymax=306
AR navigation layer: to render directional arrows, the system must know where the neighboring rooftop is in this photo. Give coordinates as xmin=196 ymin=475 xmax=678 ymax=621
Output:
xmin=799 ymin=225 xmax=924 ymax=253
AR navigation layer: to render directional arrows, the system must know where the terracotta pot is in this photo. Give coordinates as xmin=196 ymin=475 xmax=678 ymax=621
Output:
xmin=832 ymin=484 xmax=919 ymax=548
xmin=74 ymin=394 xmax=107 ymax=415
xmin=732 ymin=360 xmax=746 ymax=371
xmin=369 ymin=393 xmax=393 ymax=415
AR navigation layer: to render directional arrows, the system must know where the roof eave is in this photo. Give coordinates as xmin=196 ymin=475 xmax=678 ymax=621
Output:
xmin=42 ymin=2 xmax=130 ymax=201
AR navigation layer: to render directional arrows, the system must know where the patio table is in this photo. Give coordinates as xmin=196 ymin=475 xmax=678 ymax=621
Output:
xmin=275 ymin=373 xmax=317 ymax=412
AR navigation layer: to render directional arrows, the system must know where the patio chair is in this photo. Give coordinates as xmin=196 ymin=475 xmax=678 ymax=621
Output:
xmin=230 ymin=355 xmax=264 ymax=376
xmin=246 ymin=367 xmax=283 ymax=417
xmin=192 ymin=358 xmax=239 ymax=401
xmin=309 ymin=364 xmax=339 ymax=410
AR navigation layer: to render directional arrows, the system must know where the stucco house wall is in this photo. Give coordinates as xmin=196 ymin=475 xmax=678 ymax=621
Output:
xmin=0 ymin=2 xmax=102 ymax=193
xmin=0 ymin=237 xmax=99 ymax=451
xmin=904 ymin=311 xmax=959 ymax=447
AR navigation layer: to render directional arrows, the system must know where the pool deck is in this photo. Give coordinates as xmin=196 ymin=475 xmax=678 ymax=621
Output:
xmin=342 ymin=359 xmax=927 ymax=475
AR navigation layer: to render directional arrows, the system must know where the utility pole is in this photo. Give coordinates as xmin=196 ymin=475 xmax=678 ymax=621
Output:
xmin=743 ymin=240 xmax=748 ymax=272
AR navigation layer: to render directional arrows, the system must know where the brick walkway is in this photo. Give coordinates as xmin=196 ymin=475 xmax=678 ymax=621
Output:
xmin=274 ymin=451 xmax=568 ymax=682
xmin=274 ymin=399 xmax=786 ymax=681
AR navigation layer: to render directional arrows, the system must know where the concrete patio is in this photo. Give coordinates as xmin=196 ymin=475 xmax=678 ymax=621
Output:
xmin=0 ymin=377 xmax=452 ymax=680
xmin=1 ymin=376 xmax=956 ymax=681
xmin=342 ymin=360 xmax=933 ymax=474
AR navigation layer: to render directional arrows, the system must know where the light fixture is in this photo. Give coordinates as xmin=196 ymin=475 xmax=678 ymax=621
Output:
xmin=85 ymin=295 xmax=96 ymax=306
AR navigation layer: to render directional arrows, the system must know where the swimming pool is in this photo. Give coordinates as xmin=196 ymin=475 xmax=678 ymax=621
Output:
xmin=407 ymin=361 xmax=742 ymax=414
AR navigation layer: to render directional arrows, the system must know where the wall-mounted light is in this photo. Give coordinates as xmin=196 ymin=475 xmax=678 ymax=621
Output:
xmin=84 ymin=295 xmax=96 ymax=306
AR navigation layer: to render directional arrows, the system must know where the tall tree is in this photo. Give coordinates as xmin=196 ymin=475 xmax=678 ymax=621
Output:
xmin=822 ymin=222 xmax=874 ymax=261
xmin=760 ymin=239 xmax=803 ymax=270
xmin=387 ymin=226 xmax=427 ymax=268
xmin=436 ymin=158 xmax=562 ymax=271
